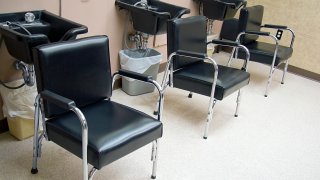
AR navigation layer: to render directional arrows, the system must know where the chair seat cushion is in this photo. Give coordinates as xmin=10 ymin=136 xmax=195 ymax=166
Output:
xmin=173 ymin=61 xmax=250 ymax=100
xmin=45 ymin=100 xmax=162 ymax=169
xmin=239 ymin=41 xmax=293 ymax=66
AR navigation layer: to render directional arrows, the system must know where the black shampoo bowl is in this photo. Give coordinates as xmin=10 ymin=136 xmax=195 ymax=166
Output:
xmin=197 ymin=0 xmax=246 ymax=20
xmin=115 ymin=0 xmax=190 ymax=35
xmin=0 ymin=10 xmax=88 ymax=64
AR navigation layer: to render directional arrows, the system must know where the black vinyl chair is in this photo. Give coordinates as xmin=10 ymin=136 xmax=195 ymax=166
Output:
xmin=220 ymin=5 xmax=295 ymax=97
xmin=160 ymin=16 xmax=250 ymax=139
xmin=31 ymin=36 xmax=164 ymax=180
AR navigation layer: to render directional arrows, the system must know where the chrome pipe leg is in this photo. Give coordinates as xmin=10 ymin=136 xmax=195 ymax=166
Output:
xmin=88 ymin=167 xmax=97 ymax=180
xmin=203 ymin=100 xmax=216 ymax=139
xmin=153 ymin=92 xmax=165 ymax=116
xmin=281 ymin=60 xmax=289 ymax=84
xmin=265 ymin=66 xmax=276 ymax=97
xmin=31 ymin=131 xmax=44 ymax=174
xmin=227 ymin=47 xmax=236 ymax=66
xmin=71 ymin=108 xmax=89 ymax=180
xmin=207 ymin=19 xmax=214 ymax=35
xmin=31 ymin=95 xmax=41 ymax=174
xmin=154 ymin=62 xmax=171 ymax=116
xmin=153 ymin=98 xmax=160 ymax=116
xmin=234 ymin=90 xmax=242 ymax=117
xmin=151 ymin=140 xmax=160 ymax=179
xmin=188 ymin=92 xmax=193 ymax=98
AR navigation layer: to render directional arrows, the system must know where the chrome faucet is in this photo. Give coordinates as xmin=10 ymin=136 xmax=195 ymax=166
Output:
xmin=134 ymin=0 xmax=148 ymax=9
xmin=141 ymin=0 xmax=148 ymax=5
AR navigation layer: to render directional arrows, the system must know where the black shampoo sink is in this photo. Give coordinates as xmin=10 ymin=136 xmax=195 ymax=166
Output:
xmin=0 ymin=10 xmax=88 ymax=64
xmin=115 ymin=0 xmax=190 ymax=35
xmin=197 ymin=0 xmax=247 ymax=20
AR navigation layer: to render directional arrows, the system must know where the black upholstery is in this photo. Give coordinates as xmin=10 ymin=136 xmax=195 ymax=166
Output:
xmin=46 ymin=100 xmax=162 ymax=169
xmin=220 ymin=5 xmax=293 ymax=66
xmin=219 ymin=5 xmax=295 ymax=97
xmin=238 ymin=41 xmax=293 ymax=66
xmin=173 ymin=61 xmax=250 ymax=100
xmin=165 ymin=16 xmax=250 ymax=138
xmin=33 ymin=36 xmax=162 ymax=174
xmin=167 ymin=16 xmax=206 ymax=70
xmin=168 ymin=16 xmax=250 ymax=100
xmin=34 ymin=36 xmax=112 ymax=117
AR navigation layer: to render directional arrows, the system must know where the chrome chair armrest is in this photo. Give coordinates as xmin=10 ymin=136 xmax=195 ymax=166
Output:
xmin=39 ymin=90 xmax=88 ymax=180
xmin=208 ymin=39 xmax=250 ymax=71
xmin=236 ymin=31 xmax=279 ymax=69
xmin=112 ymin=71 xmax=164 ymax=121
xmin=262 ymin=24 xmax=287 ymax=29
xmin=261 ymin=24 xmax=295 ymax=48
xmin=40 ymin=90 xmax=76 ymax=110
xmin=167 ymin=50 xmax=218 ymax=86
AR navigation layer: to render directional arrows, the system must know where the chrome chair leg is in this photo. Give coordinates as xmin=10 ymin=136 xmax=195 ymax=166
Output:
xmin=227 ymin=47 xmax=236 ymax=66
xmin=88 ymin=167 xmax=97 ymax=180
xmin=265 ymin=65 xmax=276 ymax=97
xmin=154 ymin=63 xmax=171 ymax=116
xmin=31 ymin=95 xmax=43 ymax=174
xmin=203 ymin=99 xmax=216 ymax=139
xmin=151 ymin=140 xmax=160 ymax=179
xmin=234 ymin=89 xmax=242 ymax=117
xmin=281 ymin=60 xmax=289 ymax=84
xmin=31 ymin=132 xmax=44 ymax=174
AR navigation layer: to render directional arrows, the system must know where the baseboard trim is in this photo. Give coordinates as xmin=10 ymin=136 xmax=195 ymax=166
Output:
xmin=279 ymin=64 xmax=320 ymax=82
xmin=0 ymin=118 xmax=9 ymax=134
xmin=220 ymin=48 xmax=320 ymax=82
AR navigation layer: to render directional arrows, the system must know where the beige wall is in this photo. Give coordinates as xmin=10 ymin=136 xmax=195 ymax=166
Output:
xmin=0 ymin=0 xmax=59 ymax=14
xmin=247 ymin=0 xmax=320 ymax=74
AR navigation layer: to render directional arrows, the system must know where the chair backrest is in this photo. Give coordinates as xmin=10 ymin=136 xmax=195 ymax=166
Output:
xmin=33 ymin=36 xmax=112 ymax=118
xmin=167 ymin=16 xmax=207 ymax=70
xmin=220 ymin=5 xmax=264 ymax=44
xmin=239 ymin=5 xmax=264 ymax=44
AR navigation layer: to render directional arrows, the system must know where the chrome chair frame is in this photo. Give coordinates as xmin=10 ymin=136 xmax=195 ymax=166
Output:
xmin=160 ymin=41 xmax=249 ymax=138
xmin=228 ymin=26 xmax=295 ymax=97
xmin=31 ymin=71 xmax=164 ymax=180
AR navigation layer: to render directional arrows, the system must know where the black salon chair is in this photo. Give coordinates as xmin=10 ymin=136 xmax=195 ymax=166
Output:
xmin=160 ymin=16 xmax=250 ymax=139
xmin=220 ymin=5 xmax=295 ymax=97
xmin=31 ymin=36 xmax=164 ymax=180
